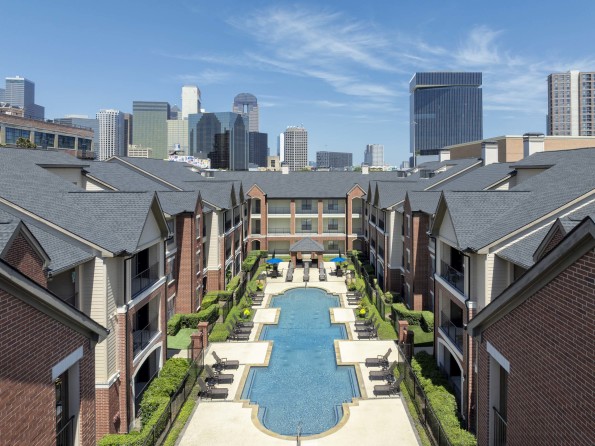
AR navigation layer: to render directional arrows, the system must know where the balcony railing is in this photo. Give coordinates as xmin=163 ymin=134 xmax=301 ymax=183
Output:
xmin=268 ymin=228 xmax=291 ymax=234
xmin=324 ymin=207 xmax=344 ymax=214
xmin=56 ymin=415 xmax=74 ymax=446
xmin=440 ymin=311 xmax=464 ymax=352
xmin=296 ymin=208 xmax=315 ymax=214
xmin=296 ymin=228 xmax=317 ymax=233
xmin=493 ymin=406 xmax=507 ymax=446
xmin=131 ymin=262 xmax=160 ymax=298
xmin=324 ymin=228 xmax=343 ymax=233
xmin=440 ymin=260 xmax=465 ymax=294
xmin=133 ymin=318 xmax=159 ymax=357
xmin=268 ymin=206 xmax=290 ymax=214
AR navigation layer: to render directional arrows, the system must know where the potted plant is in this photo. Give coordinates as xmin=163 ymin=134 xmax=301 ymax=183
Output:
xmin=242 ymin=308 xmax=251 ymax=319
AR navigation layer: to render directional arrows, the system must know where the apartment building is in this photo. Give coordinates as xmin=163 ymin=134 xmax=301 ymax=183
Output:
xmin=0 ymin=149 xmax=170 ymax=438
xmin=0 ymin=209 xmax=108 ymax=445
xmin=429 ymin=147 xmax=595 ymax=427
xmin=468 ymin=215 xmax=595 ymax=445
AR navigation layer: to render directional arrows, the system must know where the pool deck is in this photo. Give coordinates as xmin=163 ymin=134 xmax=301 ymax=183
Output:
xmin=177 ymin=263 xmax=420 ymax=445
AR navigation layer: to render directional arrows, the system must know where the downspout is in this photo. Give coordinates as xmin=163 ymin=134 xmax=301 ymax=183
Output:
xmin=462 ymin=250 xmax=472 ymax=430
xmin=428 ymin=233 xmax=437 ymax=358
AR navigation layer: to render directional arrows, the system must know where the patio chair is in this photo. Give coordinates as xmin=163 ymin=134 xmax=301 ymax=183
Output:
xmin=232 ymin=314 xmax=254 ymax=328
xmin=197 ymin=377 xmax=228 ymax=399
xmin=227 ymin=328 xmax=250 ymax=342
xmin=228 ymin=322 xmax=251 ymax=335
xmin=364 ymin=348 xmax=392 ymax=368
xmin=373 ymin=375 xmax=404 ymax=396
xmin=205 ymin=364 xmax=234 ymax=384
xmin=336 ymin=268 xmax=343 ymax=277
xmin=354 ymin=315 xmax=378 ymax=332
xmin=354 ymin=314 xmax=375 ymax=327
xmin=369 ymin=361 xmax=398 ymax=380
xmin=357 ymin=323 xmax=379 ymax=340
xmin=212 ymin=351 xmax=239 ymax=369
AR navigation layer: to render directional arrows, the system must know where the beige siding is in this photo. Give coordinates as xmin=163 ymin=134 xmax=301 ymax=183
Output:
xmin=43 ymin=167 xmax=85 ymax=188
xmin=138 ymin=211 xmax=162 ymax=249
xmin=389 ymin=211 xmax=403 ymax=268
xmin=85 ymin=178 xmax=108 ymax=191
xmin=471 ymin=254 xmax=487 ymax=310
xmin=487 ymin=255 xmax=510 ymax=303
xmin=207 ymin=213 xmax=220 ymax=269
xmin=440 ymin=209 xmax=458 ymax=246
xmin=104 ymin=258 xmax=123 ymax=377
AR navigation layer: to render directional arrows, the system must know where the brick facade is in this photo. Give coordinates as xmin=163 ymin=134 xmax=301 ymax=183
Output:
xmin=476 ymin=249 xmax=595 ymax=445
xmin=2 ymin=231 xmax=47 ymax=287
xmin=0 ymin=289 xmax=96 ymax=445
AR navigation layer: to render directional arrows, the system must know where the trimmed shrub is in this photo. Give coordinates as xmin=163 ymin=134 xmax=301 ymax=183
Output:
xmin=421 ymin=311 xmax=435 ymax=332
xmin=355 ymin=297 xmax=397 ymax=340
xmin=217 ymin=290 xmax=233 ymax=301
xmin=200 ymin=293 xmax=219 ymax=310
xmin=383 ymin=291 xmax=393 ymax=304
xmin=411 ymin=352 xmax=476 ymax=446
xmin=226 ymin=275 xmax=241 ymax=292
xmin=208 ymin=323 xmax=229 ymax=342
xmin=241 ymin=254 xmax=259 ymax=272
xmin=392 ymin=303 xmax=423 ymax=325
xmin=195 ymin=305 xmax=219 ymax=325
xmin=167 ymin=314 xmax=182 ymax=336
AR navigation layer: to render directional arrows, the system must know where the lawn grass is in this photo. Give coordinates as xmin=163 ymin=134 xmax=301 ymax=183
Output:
xmin=409 ymin=325 xmax=434 ymax=347
xmin=167 ymin=328 xmax=197 ymax=350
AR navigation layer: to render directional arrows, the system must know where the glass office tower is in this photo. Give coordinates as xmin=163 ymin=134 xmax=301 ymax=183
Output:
xmin=188 ymin=112 xmax=249 ymax=170
xmin=132 ymin=101 xmax=170 ymax=159
xmin=410 ymin=72 xmax=482 ymax=157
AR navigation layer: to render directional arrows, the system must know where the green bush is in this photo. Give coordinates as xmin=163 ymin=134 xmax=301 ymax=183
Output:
xmin=195 ymin=305 xmax=219 ymax=325
xmin=208 ymin=323 xmax=229 ymax=342
xmin=167 ymin=314 xmax=182 ymax=336
xmin=217 ymin=290 xmax=233 ymax=301
xmin=200 ymin=293 xmax=219 ymax=310
xmin=241 ymin=254 xmax=260 ymax=272
xmin=411 ymin=352 xmax=477 ymax=446
xmin=363 ymin=263 xmax=375 ymax=275
xmin=421 ymin=311 xmax=434 ymax=332
xmin=392 ymin=303 xmax=423 ymax=325
xmin=383 ymin=291 xmax=393 ymax=304
xmin=356 ymin=297 xmax=397 ymax=340
xmin=226 ymin=274 xmax=241 ymax=292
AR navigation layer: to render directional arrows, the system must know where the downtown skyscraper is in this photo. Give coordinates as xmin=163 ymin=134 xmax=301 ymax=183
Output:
xmin=364 ymin=144 xmax=384 ymax=166
xmin=96 ymin=109 xmax=125 ymax=160
xmin=547 ymin=71 xmax=595 ymax=136
xmin=410 ymin=72 xmax=482 ymax=159
xmin=1 ymin=76 xmax=45 ymax=120
xmin=132 ymin=101 xmax=170 ymax=159
xmin=283 ymin=126 xmax=308 ymax=171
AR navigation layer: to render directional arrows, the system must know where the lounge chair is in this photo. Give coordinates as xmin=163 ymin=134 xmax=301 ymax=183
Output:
xmin=357 ymin=323 xmax=379 ymax=340
xmin=228 ymin=323 xmax=251 ymax=335
xmin=212 ymin=351 xmax=239 ymax=369
xmin=227 ymin=329 xmax=250 ymax=341
xmin=373 ymin=375 xmax=404 ymax=396
xmin=336 ymin=268 xmax=343 ymax=277
xmin=354 ymin=314 xmax=375 ymax=327
xmin=232 ymin=315 xmax=254 ymax=328
xmin=369 ymin=361 xmax=398 ymax=380
xmin=197 ymin=377 xmax=228 ymax=399
xmin=365 ymin=348 xmax=392 ymax=368
xmin=354 ymin=315 xmax=376 ymax=332
xmin=205 ymin=365 xmax=234 ymax=384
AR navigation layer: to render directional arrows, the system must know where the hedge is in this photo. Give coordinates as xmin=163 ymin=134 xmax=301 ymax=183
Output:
xmin=356 ymin=297 xmax=397 ymax=340
xmin=421 ymin=311 xmax=434 ymax=332
xmin=208 ymin=293 xmax=252 ymax=343
xmin=392 ymin=303 xmax=424 ymax=325
xmin=204 ymin=290 xmax=233 ymax=301
xmin=241 ymin=254 xmax=260 ymax=272
xmin=98 ymin=359 xmax=191 ymax=446
xmin=226 ymin=275 xmax=241 ymax=292
xmin=411 ymin=352 xmax=476 ymax=446
xmin=167 ymin=306 xmax=219 ymax=336
xmin=200 ymin=293 xmax=219 ymax=310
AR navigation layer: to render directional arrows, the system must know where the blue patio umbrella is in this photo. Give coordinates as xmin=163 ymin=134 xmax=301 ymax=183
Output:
xmin=330 ymin=256 xmax=347 ymax=263
xmin=266 ymin=258 xmax=283 ymax=264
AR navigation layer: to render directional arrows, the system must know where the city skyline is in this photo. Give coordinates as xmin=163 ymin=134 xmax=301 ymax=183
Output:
xmin=2 ymin=0 xmax=595 ymax=165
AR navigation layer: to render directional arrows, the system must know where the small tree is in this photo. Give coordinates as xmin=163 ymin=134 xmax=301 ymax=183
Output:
xmin=15 ymin=137 xmax=36 ymax=148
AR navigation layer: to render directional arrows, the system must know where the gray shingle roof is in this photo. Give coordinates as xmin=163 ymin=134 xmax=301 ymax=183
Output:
xmin=157 ymin=191 xmax=200 ymax=215
xmin=496 ymin=225 xmax=551 ymax=269
xmin=289 ymin=238 xmax=325 ymax=252
xmin=435 ymin=163 xmax=514 ymax=191
xmin=0 ymin=209 xmax=20 ymax=254
xmin=85 ymin=161 xmax=173 ymax=191
xmin=407 ymin=191 xmax=442 ymax=214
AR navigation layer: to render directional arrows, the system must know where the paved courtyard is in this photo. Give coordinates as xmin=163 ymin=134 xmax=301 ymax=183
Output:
xmin=178 ymin=262 xmax=420 ymax=445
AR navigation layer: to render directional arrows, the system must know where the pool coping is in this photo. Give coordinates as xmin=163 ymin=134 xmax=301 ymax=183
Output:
xmin=234 ymin=286 xmax=369 ymax=442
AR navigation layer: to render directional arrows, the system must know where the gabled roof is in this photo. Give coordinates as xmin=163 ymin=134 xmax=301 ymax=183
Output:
xmin=434 ymin=162 xmax=514 ymax=191
xmin=407 ymin=191 xmax=442 ymax=215
xmin=157 ymin=191 xmax=201 ymax=216
xmin=468 ymin=216 xmax=595 ymax=337
xmin=0 ymin=210 xmax=20 ymax=254
xmin=289 ymin=238 xmax=325 ymax=253
xmin=85 ymin=161 xmax=174 ymax=192
xmin=0 ymin=258 xmax=108 ymax=342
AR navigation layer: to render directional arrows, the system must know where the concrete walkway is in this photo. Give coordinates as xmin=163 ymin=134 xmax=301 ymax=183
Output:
xmin=177 ymin=268 xmax=420 ymax=446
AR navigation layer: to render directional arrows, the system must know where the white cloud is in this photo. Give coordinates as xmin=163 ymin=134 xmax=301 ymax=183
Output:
xmin=175 ymin=69 xmax=231 ymax=85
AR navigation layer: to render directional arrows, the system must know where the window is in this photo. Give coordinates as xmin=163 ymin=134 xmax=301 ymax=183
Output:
xmin=301 ymin=199 xmax=312 ymax=211
xmin=328 ymin=199 xmax=338 ymax=211
xmin=166 ymin=219 xmax=176 ymax=250
xmin=167 ymin=256 xmax=175 ymax=283
xmin=406 ymin=215 xmax=411 ymax=237
xmin=34 ymin=132 xmax=55 ymax=147
xmin=301 ymin=219 xmax=312 ymax=231
xmin=327 ymin=241 xmax=339 ymax=251
xmin=328 ymin=218 xmax=338 ymax=231
xmin=251 ymin=219 xmax=261 ymax=235
xmin=195 ymin=215 xmax=201 ymax=239
xmin=406 ymin=249 xmax=411 ymax=271
xmin=57 ymin=135 xmax=75 ymax=149
xmin=5 ymin=127 xmax=30 ymax=144
xmin=167 ymin=295 xmax=176 ymax=321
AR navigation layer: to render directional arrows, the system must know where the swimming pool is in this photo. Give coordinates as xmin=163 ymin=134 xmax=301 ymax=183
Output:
xmin=241 ymin=287 xmax=360 ymax=437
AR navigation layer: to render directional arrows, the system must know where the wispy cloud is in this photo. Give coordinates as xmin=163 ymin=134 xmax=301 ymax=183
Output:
xmin=175 ymin=69 xmax=231 ymax=85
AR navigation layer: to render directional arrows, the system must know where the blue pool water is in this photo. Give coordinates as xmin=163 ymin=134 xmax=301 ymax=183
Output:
xmin=241 ymin=287 xmax=360 ymax=436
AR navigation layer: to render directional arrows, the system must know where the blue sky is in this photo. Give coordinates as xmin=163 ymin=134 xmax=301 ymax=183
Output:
xmin=3 ymin=0 xmax=594 ymax=165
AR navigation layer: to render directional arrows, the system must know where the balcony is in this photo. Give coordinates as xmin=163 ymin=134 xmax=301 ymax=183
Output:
xmin=324 ymin=227 xmax=343 ymax=233
xmin=324 ymin=208 xmax=345 ymax=214
xmin=296 ymin=207 xmax=316 ymax=214
xmin=493 ymin=407 xmax=507 ymax=446
xmin=268 ymin=227 xmax=291 ymax=234
xmin=296 ymin=228 xmax=317 ymax=234
xmin=131 ymin=262 xmax=160 ymax=298
xmin=268 ymin=206 xmax=291 ymax=214
xmin=440 ymin=311 xmax=464 ymax=352
xmin=132 ymin=316 xmax=159 ymax=358
xmin=440 ymin=260 xmax=465 ymax=294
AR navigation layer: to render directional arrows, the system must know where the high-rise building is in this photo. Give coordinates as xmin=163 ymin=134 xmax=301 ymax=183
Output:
xmin=283 ymin=126 xmax=308 ymax=171
xmin=123 ymin=113 xmax=133 ymax=149
xmin=54 ymin=115 xmax=100 ymax=154
xmin=249 ymin=132 xmax=268 ymax=167
xmin=170 ymin=105 xmax=181 ymax=120
xmin=3 ymin=76 xmax=44 ymax=120
xmin=182 ymin=86 xmax=201 ymax=119
xmin=277 ymin=133 xmax=285 ymax=163
xmin=547 ymin=71 xmax=595 ymax=136
xmin=168 ymin=119 xmax=189 ymax=154
xmin=0 ymin=88 xmax=4 ymax=101
xmin=232 ymin=93 xmax=259 ymax=132
xmin=410 ymin=72 xmax=482 ymax=159
xmin=188 ymin=112 xmax=249 ymax=170
xmin=316 ymin=151 xmax=353 ymax=169
xmin=132 ymin=101 xmax=170 ymax=159
xmin=96 ymin=109 xmax=125 ymax=160
xmin=364 ymin=144 xmax=384 ymax=166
